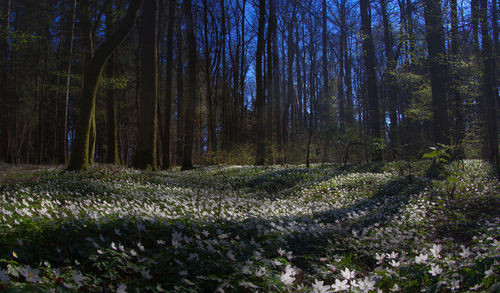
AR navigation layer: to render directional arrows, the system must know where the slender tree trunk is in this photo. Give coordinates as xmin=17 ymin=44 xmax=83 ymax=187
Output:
xmin=450 ymin=0 xmax=464 ymax=157
xmin=89 ymin=112 xmax=96 ymax=163
xmin=255 ymin=0 xmax=266 ymax=165
xmin=423 ymin=0 xmax=450 ymax=145
xmin=480 ymin=0 xmax=500 ymax=174
xmin=239 ymin=0 xmax=247 ymax=142
xmin=66 ymin=0 xmax=143 ymax=171
xmin=338 ymin=0 xmax=346 ymax=130
xmin=321 ymin=0 xmax=330 ymax=162
xmin=220 ymin=0 xmax=230 ymax=150
xmin=295 ymin=24 xmax=303 ymax=129
xmin=0 ymin=0 xmax=11 ymax=162
xmin=471 ymin=0 xmax=480 ymax=51
xmin=202 ymin=0 xmax=216 ymax=159
xmin=360 ymin=0 xmax=382 ymax=161
xmin=134 ymin=0 xmax=159 ymax=170
xmin=176 ymin=23 xmax=184 ymax=165
xmin=267 ymin=7 xmax=274 ymax=161
xmin=105 ymin=1 xmax=120 ymax=165
xmin=162 ymin=0 xmax=175 ymax=169
xmin=380 ymin=0 xmax=398 ymax=157
xmin=181 ymin=0 xmax=198 ymax=170
xmin=284 ymin=3 xmax=296 ymax=152
xmin=270 ymin=0 xmax=282 ymax=162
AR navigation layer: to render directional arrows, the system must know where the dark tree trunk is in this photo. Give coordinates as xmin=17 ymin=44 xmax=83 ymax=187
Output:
xmin=471 ymin=0 xmax=480 ymax=51
xmin=181 ymin=0 xmax=198 ymax=170
xmin=176 ymin=24 xmax=184 ymax=165
xmin=59 ymin=0 xmax=77 ymax=164
xmin=255 ymin=0 xmax=266 ymax=165
xmin=0 ymin=0 xmax=10 ymax=162
xmin=423 ymin=0 xmax=450 ymax=145
xmin=337 ymin=0 xmax=346 ymax=130
xmin=295 ymin=24 xmax=303 ymax=129
xmin=450 ymin=0 xmax=465 ymax=156
xmin=480 ymin=0 xmax=500 ymax=174
xmin=270 ymin=0 xmax=282 ymax=161
xmin=360 ymin=0 xmax=382 ymax=161
xmin=220 ymin=0 xmax=229 ymax=150
xmin=284 ymin=3 xmax=296 ymax=151
xmin=105 ymin=1 xmax=120 ymax=165
xmin=162 ymin=0 xmax=176 ymax=169
xmin=66 ymin=0 xmax=143 ymax=171
xmin=380 ymin=0 xmax=398 ymax=157
xmin=134 ymin=0 xmax=159 ymax=170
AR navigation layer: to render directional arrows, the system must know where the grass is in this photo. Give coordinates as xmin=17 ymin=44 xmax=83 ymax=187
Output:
xmin=0 ymin=160 xmax=498 ymax=292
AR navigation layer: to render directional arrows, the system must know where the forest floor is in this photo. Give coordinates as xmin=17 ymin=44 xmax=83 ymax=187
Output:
xmin=0 ymin=160 xmax=498 ymax=292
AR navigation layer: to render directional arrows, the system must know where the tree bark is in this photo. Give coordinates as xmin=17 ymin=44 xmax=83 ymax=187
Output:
xmin=0 ymin=0 xmax=10 ymax=162
xmin=480 ymin=0 xmax=500 ymax=174
xmin=360 ymin=0 xmax=382 ymax=161
xmin=450 ymin=0 xmax=464 ymax=157
xmin=181 ymin=0 xmax=198 ymax=170
xmin=380 ymin=0 xmax=398 ymax=157
xmin=423 ymin=0 xmax=450 ymax=145
xmin=255 ymin=0 xmax=266 ymax=165
xmin=176 ymin=23 xmax=184 ymax=165
xmin=202 ymin=0 xmax=216 ymax=159
xmin=162 ymin=0 xmax=176 ymax=169
xmin=105 ymin=0 xmax=120 ymax=165
xmin=270 ymin=0 xmax=282 ymax=161
xmin=134 ymin=0 xmax=159 ymax=170
xmin=66 ymin=0 xmax=143 ymax=171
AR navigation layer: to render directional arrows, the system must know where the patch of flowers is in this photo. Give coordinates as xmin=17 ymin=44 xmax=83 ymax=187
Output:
xmin=0 ymin=160 xmax=498 ymax=292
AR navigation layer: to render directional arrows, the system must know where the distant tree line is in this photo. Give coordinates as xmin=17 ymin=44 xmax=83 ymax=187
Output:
xmin=0 ymin=0 xmax=498 ymax=172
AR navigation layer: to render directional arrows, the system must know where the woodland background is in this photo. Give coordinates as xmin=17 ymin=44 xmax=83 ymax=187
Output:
xmin=0 ymin=0 xmax=498 ymax=172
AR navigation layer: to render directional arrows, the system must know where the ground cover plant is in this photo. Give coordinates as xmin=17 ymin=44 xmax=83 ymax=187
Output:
xmin=0 ymin=160 xmax=498 ymax=292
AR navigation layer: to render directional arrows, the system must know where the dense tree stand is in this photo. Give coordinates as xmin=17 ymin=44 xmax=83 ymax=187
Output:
xmin=66 ymin=0 xmax=143 ymax=171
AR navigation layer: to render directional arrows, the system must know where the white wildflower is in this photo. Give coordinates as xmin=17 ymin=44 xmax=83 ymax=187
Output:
xmin=116 ymin=283 xmax=127 ymax=293
xmin=429 ymin=264 xmax=443 ymax=276
xmin=341 ymin=267 xmax=355 ymax=280
xmin=312 ymin=279 xmax=332 ymax=293
xmin=357 ymin=277 xmax=376 ymax=293
xmin=280 ymin=265 xmax=296 ymax=286
xmin=415 ymin=253 xmax=428 ymax=264
xmin=0 ymin=270 xmax=10 ymax=283
xmin=331 ymin=279 xmax=349 ymax=292
xmin=239 ymin=281 xmax=259 ymax=289
xmin=73 ymin=271 xmax=84 ymax=288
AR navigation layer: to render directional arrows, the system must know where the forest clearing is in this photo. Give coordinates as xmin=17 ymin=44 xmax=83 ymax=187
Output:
xmin=1 ymin=0 xmax=500 ymax=290
xmin=0 ymin=160 xmax=498 ymax=292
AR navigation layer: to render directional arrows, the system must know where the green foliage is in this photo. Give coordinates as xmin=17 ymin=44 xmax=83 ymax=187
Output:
xmin=0 ymin=161 xmax=498 ymax=291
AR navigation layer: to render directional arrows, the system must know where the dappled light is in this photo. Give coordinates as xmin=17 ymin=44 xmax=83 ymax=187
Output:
xmin=0 ymin=161 xmax=498 ymax=291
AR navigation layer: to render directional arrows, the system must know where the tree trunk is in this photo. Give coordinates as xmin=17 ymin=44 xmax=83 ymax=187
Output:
xmin=284 ymin=3 xmax=296 ymax=152
xmin=181 ymin=0 xmax=198 ymax=170
xmin=202 ymin=0 xmax=216 ymax=159
xmin=66 ymin=0 xmax=143 ymax=171
xmin=380 ymin=0 xmax=398 ymax=157
xmin=162 ymin=0 xmax=176 ymax=169
xmin=0 ymin=0 xmax=10 ymax=162
xmin=134 ymin=0 xmax=159 ymax=170
xmin=337 ymin=0 xmax=346 ymax=130
xmin=480 ymin=0 xmax=500 ymax=174
xmin=295 ymin=24 xmax=303 ymax=129
xmin=360 ymin=0 xmax=382 ymax=161
xmin=471 ymin=0 xmax=480 ymax=51
xmin=176 ymin=23 xmax=184 ymax=165
xmin=270 ymin=0 xmax=282 ymax=162
xmin=255 ymin=0 xmax=266 ymax=165
xmin=105 ymin=1 xmax=120 ymax=165
xmin=450 ymin=0 xmax=464 ymax=157
xmin=423 ymin=0 xmax=450 ymax=145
